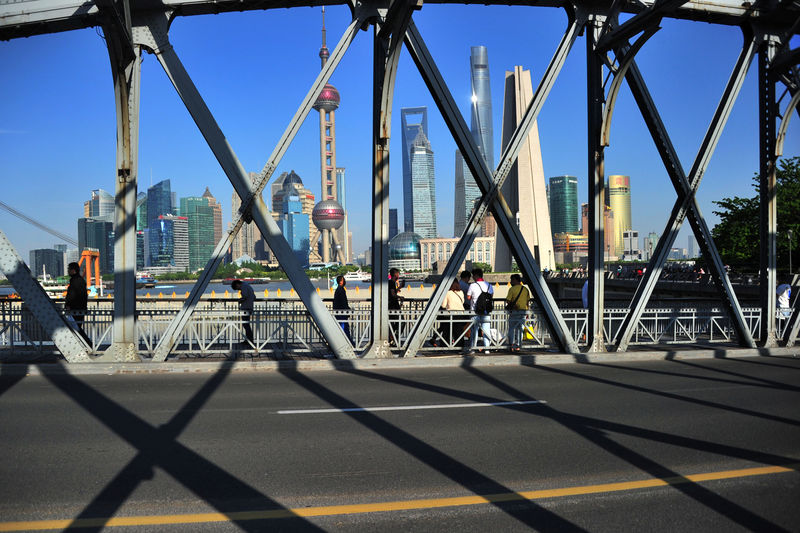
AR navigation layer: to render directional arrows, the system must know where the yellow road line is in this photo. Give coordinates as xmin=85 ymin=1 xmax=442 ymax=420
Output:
xmin=1 ymin=464 xmax=796 ymax=531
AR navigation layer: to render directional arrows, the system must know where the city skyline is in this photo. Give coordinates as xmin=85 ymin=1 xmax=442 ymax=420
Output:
xmin=1 ymin=6 xmax=797 ymax=262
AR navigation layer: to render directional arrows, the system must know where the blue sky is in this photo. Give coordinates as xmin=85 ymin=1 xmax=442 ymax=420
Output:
xmin=1 ymin=5 xmax=798 ymax=262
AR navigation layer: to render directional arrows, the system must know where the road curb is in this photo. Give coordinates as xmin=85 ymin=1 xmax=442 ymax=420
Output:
xmin=1 ymin=346 xmax=798 ymax=376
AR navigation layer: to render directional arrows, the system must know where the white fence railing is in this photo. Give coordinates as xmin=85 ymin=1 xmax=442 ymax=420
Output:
xmin=0 ymin=299 xmax=792 ymax=358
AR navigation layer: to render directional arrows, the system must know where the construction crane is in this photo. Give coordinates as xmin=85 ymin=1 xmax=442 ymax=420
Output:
xmin=0 ymin=200 xmax=79 ymax=247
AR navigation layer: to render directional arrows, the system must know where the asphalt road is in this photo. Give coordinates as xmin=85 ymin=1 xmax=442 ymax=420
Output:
xmin=1 ymin=356 xmax=799 ymax=532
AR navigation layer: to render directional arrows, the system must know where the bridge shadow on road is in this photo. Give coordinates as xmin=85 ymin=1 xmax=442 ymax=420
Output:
xmin=38 ymin=361 xmax=325 ymax=532
xmin=325 ymin=358 xmax=798 ymax=532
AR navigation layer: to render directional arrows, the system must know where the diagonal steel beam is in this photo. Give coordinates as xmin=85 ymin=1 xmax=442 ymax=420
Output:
xmin=0 ymin=230 xmax=91 ymax=362
xmin=135 ymin=13 xmax=355 ymax=359
xmin=151 ymin=15 xmax=362 ymax=361
xmin=404 ymin=20 xmax=579 ymax=354
xmin=613 ymin=34 xmax=758 ymax=352
xmin=402 ymin=11 xmax=584 ymax=357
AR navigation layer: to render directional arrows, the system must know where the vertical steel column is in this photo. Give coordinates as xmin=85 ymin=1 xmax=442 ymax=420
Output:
xmin=0 ymin=231 xmax=91 ymax=362
xmin=586 ymin=14 xmax=606 ymax=352
xmin=136 ymin=14 xmax=354 ymax=359
xmin=759 ymin=34 xmax=780 ymax=346
xmin=402 ymin=13 xmax=583 ymax=357
xmin=404 ymin=21 xmax=578 ymax=354
xmin=106 ymin=30 xmax=141 ymax=362
xmin=149 ymin=16 xmax=361 ymax=361
xmin=365 ymin=2 xmax=415 ymax=358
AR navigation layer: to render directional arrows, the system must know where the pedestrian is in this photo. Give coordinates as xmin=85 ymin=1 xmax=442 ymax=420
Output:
xmin=459 ymin=270 xmax=472 ymax=309
xmin=777 ymin=281 xmax=792 ymax=318
xmin=505 ymin=274 xmax=530 ymax=352
xmin=388 ymin=268 xmax=404 ymax=345
xmin=333 ymin=275 xmax=353 ymax=344
xmin=465 ymin=268 xmax=494 ymax=354
xmin=231 ymin=279 xmax=255 ymax=345
xmin=65 ymin=261 xmax=90 ymax=344
xmin=436 ymin=279 xmax=465 ymax=346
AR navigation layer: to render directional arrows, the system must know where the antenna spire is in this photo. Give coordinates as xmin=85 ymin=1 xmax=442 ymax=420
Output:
xmin=319 ymin=7 xmax=329 ymax=68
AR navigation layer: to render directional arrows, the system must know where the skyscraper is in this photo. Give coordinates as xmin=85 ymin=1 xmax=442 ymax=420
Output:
xmin=146 ymin=179 xmax=172 ymax=266
xmin=389 ymin=208 xmax=398 ymax=240
xmin=180 ymin=196 xmax=215 ymax=272
xmin=454 ymin=152 xmax=481 ymax=237
xmin=409 ymin=129 xmax=438 ymax=238
xmin=335 ymin=167 xmax=350 ymax=262
xmin=136 ymin=192 xmax=147 ymax=231
xmin=401 ymin=106 xmax=428 ymax=232
xmin=494 ymin=66 xmax=554 ymax=271
xmin=549 ymin=175 xmax=579 ymax=235
xmin=29 ymin=249 xmax=63 ymax=279
xmin=607 ymin=175 xmax=632 ymax=253
xmin=277 ymin=194 xmax=310 ymax=267
xmin=455 ymin=46 xmax=495 ymax=238
xmin=154 ymin=214 xmax=188 ymax=270
xmin=85 ymin=189 xmax=114 ymax=218
xmin=78 ymin=217 xmax=114 ymax=274
xmin=202 ymin=187 xmax=223 ymax=245
xmin=469 ymin=46 xmax=494 ymax=170
xmin=231 ymin=173 xmax=261 ymax=261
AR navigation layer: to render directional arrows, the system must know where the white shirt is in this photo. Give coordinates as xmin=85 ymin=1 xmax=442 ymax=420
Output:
xmin=466 ymin=280 xmax=493 ymax=312
xmin=777 ymin=284 xmax=791 ymax=309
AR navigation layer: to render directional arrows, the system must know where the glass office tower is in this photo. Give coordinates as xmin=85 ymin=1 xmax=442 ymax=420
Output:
xmin=409 ymin=130 xmax=438 ymax=238
xmin=401 ymin=107 xmax=428 ymax=233
xmin=548 ymin=175 xmax=579 ymax=235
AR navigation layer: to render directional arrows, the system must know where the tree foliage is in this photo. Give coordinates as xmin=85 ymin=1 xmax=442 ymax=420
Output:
xmin=711 ymin=156 xmax=800 ymax=273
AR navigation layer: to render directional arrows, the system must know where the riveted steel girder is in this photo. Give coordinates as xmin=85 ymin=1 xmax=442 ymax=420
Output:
xmin=150 ymin=15 xmax=363 ymax=361
xmin=402 ymin=11 xmax=584 ymax=357
xmin=132 ymin=13 xmax=355 ymax=359
xmin=404 ymin=20 xmax=579 ymax=354
xmin=612 ymin=33 xmax=758 ymax=352
xmin=0 ymin=231 xmax=91 ymax=362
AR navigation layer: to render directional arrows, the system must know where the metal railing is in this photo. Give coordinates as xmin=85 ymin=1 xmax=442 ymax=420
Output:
xmin=0 ymin=298 xmax=790 ymax=358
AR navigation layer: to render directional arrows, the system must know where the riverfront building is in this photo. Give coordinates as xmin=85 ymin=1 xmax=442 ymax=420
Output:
xmin=146 ymin=179 xmax=173 ymax=266
xmin=179 ymin=196 xmax=215 ymax=272
xmin=78 ymin=217 xmax=113 ymax=274
xmin=420 ymin=236 xmax=494 ymax=272
xmin=409 ymin=130 xmax=438 ymax=238
xmin=202 ymin=187 xmax=223 ymax=245
xmin=549 ymin=175 xmax=579 ymax=235
xmin=153 ymin=215 xmax=188 ymax=271
xmin=277 ymin=194 xmax=310 ymax=267
xmin=494 ymin=66 xmax=554 ymax=272
xmin=389 ymin=231 xmax=422 ymax=271
xmin=608 ymin=174 xmax=632 ymax=253
xmin=454 ymin=46 xmax=494 ymax=237
xmin=29 ymin=248 xmax=63 ymax=280
xmin=401 ymin=106 xmax=429 ymax=233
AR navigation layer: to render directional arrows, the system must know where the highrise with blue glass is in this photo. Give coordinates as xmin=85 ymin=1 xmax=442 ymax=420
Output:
xmin=401 ymin=107 xmax=432 ymax=234
xmin=146 ymin=179 xmax=172 ymax=266
xmin=409 ymin=129 xmax=437 ymax=238
xmin=455 ymin=46 xmax=494 ymax=237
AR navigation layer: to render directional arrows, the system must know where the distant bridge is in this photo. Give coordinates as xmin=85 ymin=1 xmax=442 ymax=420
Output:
xmin=0 ymin=0 xmax=798 ymax=362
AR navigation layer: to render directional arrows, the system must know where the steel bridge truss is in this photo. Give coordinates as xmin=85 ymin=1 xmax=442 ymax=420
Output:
xmin=0 ymin=0 xmax=798 ymax=361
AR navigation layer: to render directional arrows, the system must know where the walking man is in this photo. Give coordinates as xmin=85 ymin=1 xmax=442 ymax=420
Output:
xmin=231 ymin=279 xmax=255 ymax=345
xmin=388 ymin=268 xmax=403 ymax=345
xmin=65 ymin=261 xmax=90 ymax=345
xmin=505 ymin=274 xmax=530 ymax=353
xmin=333 ymin=275 xmax=353 ymax=344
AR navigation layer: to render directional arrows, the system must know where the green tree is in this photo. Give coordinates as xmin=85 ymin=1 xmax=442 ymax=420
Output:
xmin=711 ymin=156 xmax=800 ymax=273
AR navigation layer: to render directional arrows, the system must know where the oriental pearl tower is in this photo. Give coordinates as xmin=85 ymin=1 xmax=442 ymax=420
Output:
xmin=311 ymin=7 xmax=346 ymax=264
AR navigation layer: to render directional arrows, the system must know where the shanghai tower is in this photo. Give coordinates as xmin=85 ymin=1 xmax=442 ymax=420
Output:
xmin=454 ymin=46 xmax=494 ymax=237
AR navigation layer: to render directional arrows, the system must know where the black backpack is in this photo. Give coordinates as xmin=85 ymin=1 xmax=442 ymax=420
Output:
xmin=473 ymin=283 xmax=494 ymax=315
